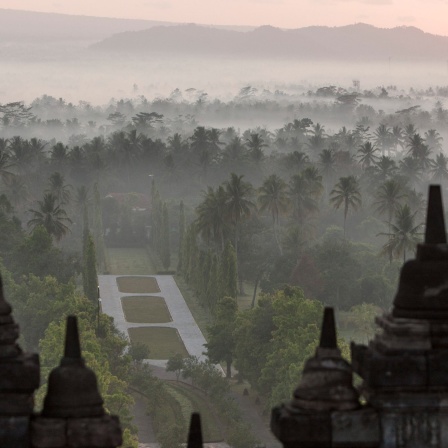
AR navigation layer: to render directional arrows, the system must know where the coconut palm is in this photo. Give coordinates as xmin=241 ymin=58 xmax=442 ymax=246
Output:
xmin=50 ymin=142 xmax=69 ymax=172
xmin=245 ymin=133 xmax=267 ymax=163
xmin=373 ymin=179 xmax=406 ymax=224
xmin=289 ymin=168 xmax=323 ymax=239
xmin=9 ymin=136 xmax=33 ymax=177
xmin=374 ymin=156 xmax=397 ymax=183
xmin=399 ymin=156 xmax=422 ymax=186
xmin=307 ymin=134 xmax=326 ymax=155
xmin=430 ymin=153 xmax=448 ymax=183
xmin=0 ymin=150 xmax=14 ymax=185
xmin=374 ymin=124 xmax=392 ymax=155
xmin=46 ymin=172 xmax=72 ymax=206
xmin=379 ymin=204 xmax=422 ymax=262
xmin=424 ymin=129 xmax=443 ymax=152
xmin=330 ymin=176 xmax=362 ymax=238
xmin=28 ymin=193 xmax=72 ymax=242
xmin=318 ymin=149 xmax=337 ymax=193
xmin=357 ymin=141 xmax=379 ymax=169
xmin=258 ymin=174 xmax=290 ymax=254
xmin=391 ymin=126 xmax=405 ymax=153
xmin=196 ymin=186 xmax=228 ymax=251
xmin=222 ymin=137 xmax=248 ymax=167
xmin=224 ymin=173 xmax=255 ymax=256
xmin=7 ymin=175 xmax=28 ymax=207
xmin=284 ymin=151 xmax=309 ymax=172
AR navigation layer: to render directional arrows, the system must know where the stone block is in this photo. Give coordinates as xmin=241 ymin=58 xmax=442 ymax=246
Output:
xmin=430 ymin=322 xmax=448 ymax=348
xmin=271 ymin=404 xmax=331 ymax=447
xmin=428 ymin=351 xmax=448 ymax=388
xmin=66 ymin=415 xmax=122 ymax=447
xmin=0 ymin=353 xmax=40 ymax=392
xmin=331 ymin=408 xmax=380 ymax=447
xmin=359 ymin=350 xmax=427 ymax=389
xmin=0 ymin=393 xmax=34 ymax=415
xmin=31 ymin=418 xmax=66 ymax=448
xmin=0 ymin=415 xmax=30 ymax=448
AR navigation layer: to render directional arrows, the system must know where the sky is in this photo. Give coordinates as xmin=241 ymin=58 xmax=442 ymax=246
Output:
xmin=2 ymin=0 xmax=448 ymax=36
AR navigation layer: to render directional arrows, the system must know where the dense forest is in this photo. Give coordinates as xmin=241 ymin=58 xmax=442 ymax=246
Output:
xmin=0 ymin=83 xmax=446 ymax=446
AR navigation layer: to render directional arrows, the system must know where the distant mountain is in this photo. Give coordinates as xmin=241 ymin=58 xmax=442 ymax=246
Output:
xmin=0 ymin=9 xmax=253 ymax=42
xmin=91 ymin=23 xmax=448 ymax=61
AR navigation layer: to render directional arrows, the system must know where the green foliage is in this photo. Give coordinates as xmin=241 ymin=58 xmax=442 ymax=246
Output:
xmin=161 ymin=202 xmax=171 ymax=269
xmin=219 ymin=242 xmax=238 ymax=300
xmin=234 ymin=286 xmax=323 ymax=407
xmin=84 ymin=233 xmax=98 ymax=302
xmin=93 ymin=183 xmax=106 ymax=271
xmin=166 ymin=353 xmax=185 ymax=381
xmin=177 ymin=201 xmax=185 ymax=272
xmin=10 ymin=225 xmax=79 ymax=283
xmin=206 ymin=296 xmax=238 ymax=377
xmin=128 ymin=342 xmax=150 ymax=362
xmin=345 ymin=303 xmax=380 ymax=342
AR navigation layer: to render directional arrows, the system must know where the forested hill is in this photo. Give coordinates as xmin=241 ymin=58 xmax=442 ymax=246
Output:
xmin=0 ymin=9 xmax=173 ymax=41
xmin=91 ymin=23 xmax=448 ymax=61
xmin=0 ymin=9 xmax=253 ymax=42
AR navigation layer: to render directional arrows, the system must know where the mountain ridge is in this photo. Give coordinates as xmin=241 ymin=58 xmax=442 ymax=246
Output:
xmin=90 ymin=22 xmax=448 ymax=61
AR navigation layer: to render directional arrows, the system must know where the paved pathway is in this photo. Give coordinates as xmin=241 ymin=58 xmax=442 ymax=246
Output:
xmin=98 ymin=275 xmax=209 ymax=366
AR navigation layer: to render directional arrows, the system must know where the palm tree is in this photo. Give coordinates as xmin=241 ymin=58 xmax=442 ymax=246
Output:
xmin=399 ymin=156 xmax=422 ymax=186
xmin=307 ymin=134 xmax=326 ymax=155
xmin=75 ymin=186 xmax=91 ymax=214
xmin=245 ymin=133 xmax=267 ymax=163
xmin=50 ymin=142 xmax=69 ymax=172
xmin=28 ymin=193 xmax=72 ymax=242
xmin=357 ymin=141 xmax=379 ymax=169
xmin=7 ymin=175 xmax=28 ymax=207
xmin=0 ymin=150 xmax=14 ymax=185
xmin=430 ymin=153 xmax=448 ymax=183
xmin=424 ymin=129 xmax=443 ymax=152
xmin=196 ymin=186 xmax=228 ymax=251
xmin=318 ymin=149 xmax=337 ymax=193
xmin=374 ymin=124 xmax=391 ymax=155
xmin=258 ymin=174 xmax=290 ymax=255
xmin=391 ymin=126 xmax=405 ymax=153
xmin=284 ymin=151 xmax=309 ymax=172
xmin=46 ymin=172 xmax=72 ymax=206
xmin=330 ymin=176 xmax=362 ymax=238
xmin=222 ymin=137 xmax=248 ymax=166
xmin=379 ymin=204 xmax=422 ymax=262
xmin=289 ymin=170 xmax=322 ymax=239
xmin=374 ymin=156 xmax=397 ymax=182
xmin=224 ymin=173 xmax=255 ymax=262
xmin=373 ymin=179 xmax=407 ymax=227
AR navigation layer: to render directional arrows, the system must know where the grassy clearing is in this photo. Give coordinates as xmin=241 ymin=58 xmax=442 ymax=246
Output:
xmin=117 ymin=276 xmax=160 ymax=294
xmin=128 ymin=327 xmax=188 ymax=359
xmin=106 ymin=248 xmax=156 ymax=275
xmin=167 ymin=382 xmax=223 ymax=442
xmin=121 ymin=296 xmax=172 ymax=323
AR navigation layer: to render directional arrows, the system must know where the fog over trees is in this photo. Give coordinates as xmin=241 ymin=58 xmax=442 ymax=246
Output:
xmin=2 ymin=7 xmax=448 ymax=448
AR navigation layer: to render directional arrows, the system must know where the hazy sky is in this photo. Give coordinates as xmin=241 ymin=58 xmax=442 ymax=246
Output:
xmin=3 ymin=0 xmax=448 ymax=35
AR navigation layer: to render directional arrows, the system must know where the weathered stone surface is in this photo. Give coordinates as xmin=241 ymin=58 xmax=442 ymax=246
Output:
xmin=66 ymin=415 xmax=122 ymax=447
xmin=42 ymin=317 xmax=104 ymax=419
xmin=271 ymin=405 xmax=331 ymax=447
xmin=380 ymin=411 xmax=439 ymax=448
xmin=331 ymin=408 xmax=380 ymax=447
xmin=0 ymin=353 xmax=40 ymax=393
xmin=0 ymin=416 xmax=30 ymax=448
xmin=352 ymin=344 xmax=427 ymax=390
xmin=0 ymin=393 xmax=34 ymax=415
xmin=427 ymin=351 xmax=448 ymax=388
xmin=31 ymin=418 xmax=66 ymax=448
